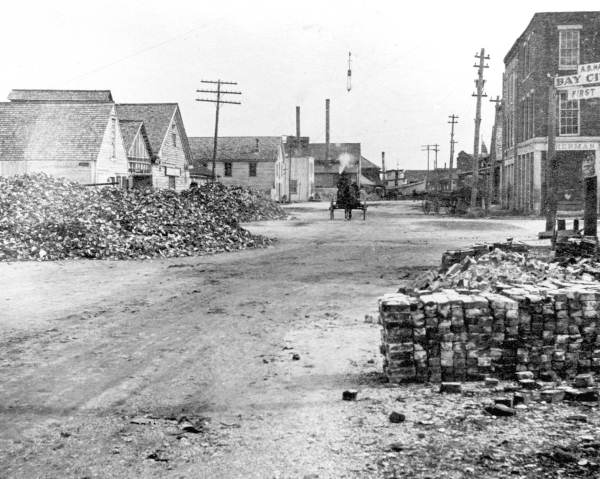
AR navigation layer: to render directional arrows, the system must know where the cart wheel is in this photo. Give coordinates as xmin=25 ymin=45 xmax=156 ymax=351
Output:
xmin=422 ymin=200 xmax=431 ymax=215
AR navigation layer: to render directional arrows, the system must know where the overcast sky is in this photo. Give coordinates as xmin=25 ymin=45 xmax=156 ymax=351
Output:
xmin=1 ymin=0 xmax=599 ymax=170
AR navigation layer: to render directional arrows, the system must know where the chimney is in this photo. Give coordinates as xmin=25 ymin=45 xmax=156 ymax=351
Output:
xmin=255 ymin=138 xmax=259 ymax=152
xmin=325 ymin=98 xmax=330 ymax=163
xmin=381 ymin=152 xmax=386 ymax=182
xmin=296 ymin=106 xmax=301 ymax=139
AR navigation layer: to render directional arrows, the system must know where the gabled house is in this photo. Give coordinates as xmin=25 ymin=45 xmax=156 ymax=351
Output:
xmin=116 ymin=103 xmax=192 ymax=190
xmin=189 ymin=136 xmax=287 ymax=199
xmin=119 ymin=120 xmax=153 ymax=188
xmin=0 ymin=99 xmax=129 ymax=184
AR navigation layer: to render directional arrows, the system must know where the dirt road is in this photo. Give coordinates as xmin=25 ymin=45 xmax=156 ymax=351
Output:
xmin=5 ymin=201 xmax=593 ymax=478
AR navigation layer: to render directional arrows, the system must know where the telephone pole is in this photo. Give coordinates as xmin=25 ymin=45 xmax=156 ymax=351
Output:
xmin=448 ymin=115 xmax=459 ymax=190
xmin=421 ymin=144 xmax=435 ymax=190
xmin=196 ymin=80 xmax=241 ymax=182
xmin=432 ymin=144 xmax=440 ymax=191
xmin=471 ymin=48 xmax=489 ymax=208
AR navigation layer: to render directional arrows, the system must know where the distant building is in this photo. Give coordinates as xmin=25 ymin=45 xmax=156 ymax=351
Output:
xmin=189 ymin=136 xmax=287 ymax=199
xmin=501 ymin=11 xmax=600 ymax=214
xmin=305 ymin=143 xmax=361 ymax=196
xmin=0 ymin=96 xmax=129 ymax=184
xmin=116 ymin=103 xmax=193 ymax=191
xmin=284 ymin=136 xmax=315 ymax=202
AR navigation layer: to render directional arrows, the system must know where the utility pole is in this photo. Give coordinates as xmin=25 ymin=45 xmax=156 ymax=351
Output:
xmin=421 ymin=145 xmax=434 ymax=191
xmin=196 ymin=80 xmax=241 ymax=182
xmin=448 ymin=115 xmax=459 ymax=190
xmin=432 ymin=144 xmax=440 ymax=191
xmin=471 ymin=48 xmax=489 ymax=209
xmin=381 ymin=151 xmax=386 ymax=187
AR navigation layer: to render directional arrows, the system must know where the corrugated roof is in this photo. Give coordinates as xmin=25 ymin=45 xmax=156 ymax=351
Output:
xmin=0 ymin=102 xmax=113 ymax=163
xmin=189 ymin=136 xmax=283 ymax=163
xmin=8 ymin=89 xmax=114 ymax=103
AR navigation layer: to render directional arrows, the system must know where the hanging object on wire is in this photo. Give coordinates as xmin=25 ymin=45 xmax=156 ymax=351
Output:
xmin=347 ymin=51 xmax=352 ymax=92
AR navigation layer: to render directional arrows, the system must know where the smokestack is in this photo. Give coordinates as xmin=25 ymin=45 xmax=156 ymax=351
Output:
xmin=325 ymin=99 xmax=330 ymax=163
xmin=381 ymin=152 xmax=386 ymax=182
xmin=296 ymin=106 xmax=300 ymax=139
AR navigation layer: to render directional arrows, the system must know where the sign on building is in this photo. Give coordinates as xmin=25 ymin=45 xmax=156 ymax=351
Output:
xmin=582 ymin=153 xmax=596 ymax=178
xmin=555 ymin=69 xmax=600 ymax=89
xmin=564 ymin=86 xmax=600 ymax=100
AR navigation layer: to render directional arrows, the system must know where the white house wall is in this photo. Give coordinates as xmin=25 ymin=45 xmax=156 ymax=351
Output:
xmin=95 ymin=108 xmax=129 ymax=183
xmin=155 ymin=112 xmax=190 ymax=191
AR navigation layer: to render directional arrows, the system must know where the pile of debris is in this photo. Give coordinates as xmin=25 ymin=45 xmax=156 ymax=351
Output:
xmin=418 ymin=247 xmax=600 ymax=293
xmin=0 ymin=174 xmax=284 ymax=261
xmin=184 ymin=182 xmax=287 ymax=222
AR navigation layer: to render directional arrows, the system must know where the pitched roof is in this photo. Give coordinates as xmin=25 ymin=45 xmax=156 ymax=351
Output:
xmin=0 ymin=102 xmax=113 ymax=163
xmin=189 ymin=136 xmax=283 ymax=163
xmin=8 ymin=89 xmax=114 ymax=103
xmin=306 ymin=143 xmax=361 ymax=174
xmin=116 ymin=103 xmax=193 ymax=165
xmin=116 ymin=104 xmax=176 ymax=153
xmin=118 ymin=120 xmax=144 ymax=151
xmin=360 ymin=156 xmax=380 ymax=170
xmin=118 ymin=119 xmax=153 ymax=158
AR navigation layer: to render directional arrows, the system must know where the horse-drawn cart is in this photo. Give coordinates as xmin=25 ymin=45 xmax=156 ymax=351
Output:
xmin=421 ymin=188 xmax=471 ymax=215
xmin=329 ymin=198 xmax=367 ymax=220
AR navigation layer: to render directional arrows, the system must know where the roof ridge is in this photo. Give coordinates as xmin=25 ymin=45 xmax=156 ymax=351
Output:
xmin=116 ymin=102 xmax=178 ymax=106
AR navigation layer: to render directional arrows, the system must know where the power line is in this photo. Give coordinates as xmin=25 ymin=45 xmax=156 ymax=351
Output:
xmin=196 ymin=79 xmax=242 ymax=182
xmin=66 ymin=24 xmax=207 ymax=84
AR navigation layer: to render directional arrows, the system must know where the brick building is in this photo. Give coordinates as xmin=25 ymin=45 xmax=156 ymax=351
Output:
xmin=500 ymin=11 xmax=600 ymax=214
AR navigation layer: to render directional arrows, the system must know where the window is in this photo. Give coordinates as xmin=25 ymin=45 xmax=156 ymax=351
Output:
xmin=290 ymin=179 xmax=298 ymax=194
xmin=171 ymin=125 xmax=177 ymax=147
xmin=224 ymin=162 xmax=232 ymax=177
xmin=559 ymin=92 xmax=579 ymax=135
xmin=249 ymin=162 xmax=257 ymax=177
xmin=559 ymin=29 xmax=579 ymax=70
